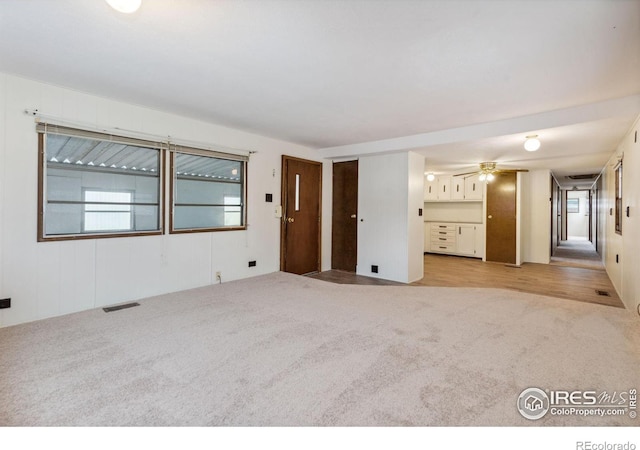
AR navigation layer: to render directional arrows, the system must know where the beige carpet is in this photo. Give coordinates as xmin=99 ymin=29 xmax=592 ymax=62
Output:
xmin=0 ymin=272 xmax=638 ymax=426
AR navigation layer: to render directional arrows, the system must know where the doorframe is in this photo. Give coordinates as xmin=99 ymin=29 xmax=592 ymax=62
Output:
xmin=279 ymin=155 xmax=323 ymax=273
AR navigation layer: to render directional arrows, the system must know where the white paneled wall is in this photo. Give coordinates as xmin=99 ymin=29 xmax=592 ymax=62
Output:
xmin=0 ymin=73 xmax=330 ymax=327
xmin=0 ymin=73 xmax=5 ymax=302
xmin=520 ymin=169 xmax=551 ymax=264
xmin=407 ymin=152 xmax=425 ymax=282
xmin=601 ymin=114 xmax=640 ymax=314
xmin=357 ymin=152 xmax=424 ymax=284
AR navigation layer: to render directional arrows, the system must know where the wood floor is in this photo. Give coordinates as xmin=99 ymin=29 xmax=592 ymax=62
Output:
xmin=310 ymin=253 xmax=624 ymax=308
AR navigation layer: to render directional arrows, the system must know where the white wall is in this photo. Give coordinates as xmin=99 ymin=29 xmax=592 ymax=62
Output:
xmin=321 ymin=162 xmax=333 ymax=272
xmin=0 ymin=73 xmax=331 ymax=327
xmin=423 ymin=202 xmax=483 ymax=223
xmin=520 ymin=169 xmax=551 ymax=264
xmin=566 ymin=190 xmax=589 ymax=238
xmin=407 ymin=152 xmax=425 ymax=283
xmin=602 ymin=149 xmax=624 ymax=298
xmin=0 ymin=72 xmax=5 ymax=305
xmin=621 ymin=118 xmax=639 ymax=315
xmin=357 ymin=152 xmax=424 ymax=283
xmin=602 ymin=114 xmax=639 ymax=314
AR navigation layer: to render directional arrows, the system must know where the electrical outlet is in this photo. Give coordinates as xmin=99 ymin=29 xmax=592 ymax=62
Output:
xmin=248 ymin=261 xmax=256 ymax=267
xmin=0 ymin=298 xmax=11 ymax=309
xmin=371 ymin=265 xmax=379 ymax=273
xmin=215 ymin=271 xmax=222 ymax=282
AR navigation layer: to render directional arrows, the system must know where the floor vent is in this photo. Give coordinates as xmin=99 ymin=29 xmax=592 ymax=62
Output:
xmin=103 ymin=302 xmax=140 ymax=313
xmin=595 ymin=290 xmax=610 ymax=297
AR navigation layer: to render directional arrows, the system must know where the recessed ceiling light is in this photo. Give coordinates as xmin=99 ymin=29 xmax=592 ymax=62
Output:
xmin=426 ymin=173 xmax=435 ymax=182
xmin=105 ymin=0 xmax=142 ymax=14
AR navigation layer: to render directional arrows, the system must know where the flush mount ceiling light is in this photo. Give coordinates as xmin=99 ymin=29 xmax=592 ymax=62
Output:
xmin=105 ymin=0 xmax=142 ymax=14
xmin=524 ymin=135 xmax=541 ymax=152
xmin=426 ymin=173 xmax=435 ymax=182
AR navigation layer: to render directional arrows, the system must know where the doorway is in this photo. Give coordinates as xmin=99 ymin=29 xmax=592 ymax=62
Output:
xmin=485 ymin=172 xmax=517 ymax=264
xmin=566 ymin=190 xmax=590 ymax=240
xmin=331 ymin=160 xmax=358 ymax=271
xmin=552 ymin=188 xmax=602 ymax=270
xmin=280 ymin=156 xmax=322 ymax=275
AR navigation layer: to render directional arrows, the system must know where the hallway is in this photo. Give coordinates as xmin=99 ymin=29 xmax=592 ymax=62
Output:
xmin=551 ymin=237 xmax=603 ymax=270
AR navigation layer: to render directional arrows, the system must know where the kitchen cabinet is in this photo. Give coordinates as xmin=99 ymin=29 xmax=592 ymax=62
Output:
xmin=424 ymin=174 xmax=483 ymax=202
xmin=451 ymin=177 xmax=465 ymax=200
xmin=437 ymin=176 xmax=451 ymax=201
xmin=464 ymin=174 xmax=483 ymax=200
xmin=456 ymin=224 xmax=476 ymax=256
xmin=425 ymin=222 xmax=484 ymax=258
xmin=424 ymin=179 xmax=438 ymax=201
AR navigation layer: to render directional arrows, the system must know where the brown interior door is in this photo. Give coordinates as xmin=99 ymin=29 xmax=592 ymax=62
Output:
xmin=486 ymin=172 xmax=517 ymax=264
xmin=331 ymin=160 xmax=358 ymax=271
xmin=281 ymin=156 xmax=322 ymax=275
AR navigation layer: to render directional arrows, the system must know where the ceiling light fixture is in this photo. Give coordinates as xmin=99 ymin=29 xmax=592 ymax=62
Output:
xmin=105 ymin=0 xmax=142 ymax=14
xmin=524 ymin=135 xmax=541 ymax=152
xmin=426 ymin=173 xmax=435 ymax=182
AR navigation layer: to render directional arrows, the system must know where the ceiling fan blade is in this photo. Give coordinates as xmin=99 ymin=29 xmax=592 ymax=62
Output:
xmin=495 ymin=168 xmax=529 ymax=173
xmin=453 ymin=171 xmax=478 ymax=177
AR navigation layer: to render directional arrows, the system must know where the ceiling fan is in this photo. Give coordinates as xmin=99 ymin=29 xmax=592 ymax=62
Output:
xmin=453 ymin=161 xmax=528 ymax=181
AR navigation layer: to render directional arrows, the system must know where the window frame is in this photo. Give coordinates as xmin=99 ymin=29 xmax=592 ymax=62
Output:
xmin=37 ymin=126 xmax=166 ymax=242
xmin=614 ymin=158 xmax=623 ymax=235
xmin=169 ymin=146 xmax=248 ymax=234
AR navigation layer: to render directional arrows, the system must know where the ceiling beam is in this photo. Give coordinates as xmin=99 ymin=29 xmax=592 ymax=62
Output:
xmin=318 ymin=95 xmax=640 ymax=159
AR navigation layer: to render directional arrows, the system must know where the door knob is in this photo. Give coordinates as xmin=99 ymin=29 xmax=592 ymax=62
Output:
xmin=287 ymin=217 xmax=295 ymax=223
xmin=488 ymin=215 xmax=493 ymax=219
xmin=350 ymin=214 xmax=357 ymax=219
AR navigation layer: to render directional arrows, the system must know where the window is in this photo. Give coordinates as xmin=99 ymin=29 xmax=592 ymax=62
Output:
xmin=38 ymin=124 xmax=164 ymax=241
xmin=170 ymin=148 xmax=247 ymax=232
xmin=83 ymin=190 xmax=133 ymax=232
xmin=615 ymin=159 xmax=623 ymax=235
xmin=224 ymin=196 xmax=242 ymax=226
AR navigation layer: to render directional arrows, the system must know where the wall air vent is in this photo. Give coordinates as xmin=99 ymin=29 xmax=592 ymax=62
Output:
xmin=103 ymin=302 xmax=140 ymax=313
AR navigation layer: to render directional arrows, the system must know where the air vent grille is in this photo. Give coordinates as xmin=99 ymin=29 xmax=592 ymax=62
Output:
xmin=103 ymin=302 xmax=140 ymax=312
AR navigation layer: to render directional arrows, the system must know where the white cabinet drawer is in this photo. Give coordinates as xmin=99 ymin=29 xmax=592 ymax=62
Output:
xmin=431 ymin=224 xmax=455 ymax=232
xmin=432 ymin=235 xmax=455 ymax=244
xmin=432 ymin=230 xmax=455 ymax=238
xmin=431 ymin=242 xmax=455 ymax=253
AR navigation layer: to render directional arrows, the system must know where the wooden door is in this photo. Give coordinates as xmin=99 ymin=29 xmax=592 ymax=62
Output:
xmin=332 ymin=161 xmax=358 ymax=271
xmin=486 ymin=172 xmax=517 ymax=264
xmin=281 ymin=156 xmax=322 ymax=275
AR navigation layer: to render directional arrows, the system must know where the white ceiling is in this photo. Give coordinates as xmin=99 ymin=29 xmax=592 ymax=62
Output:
xmin=1 ymin=0 xmax=639 ymax=188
